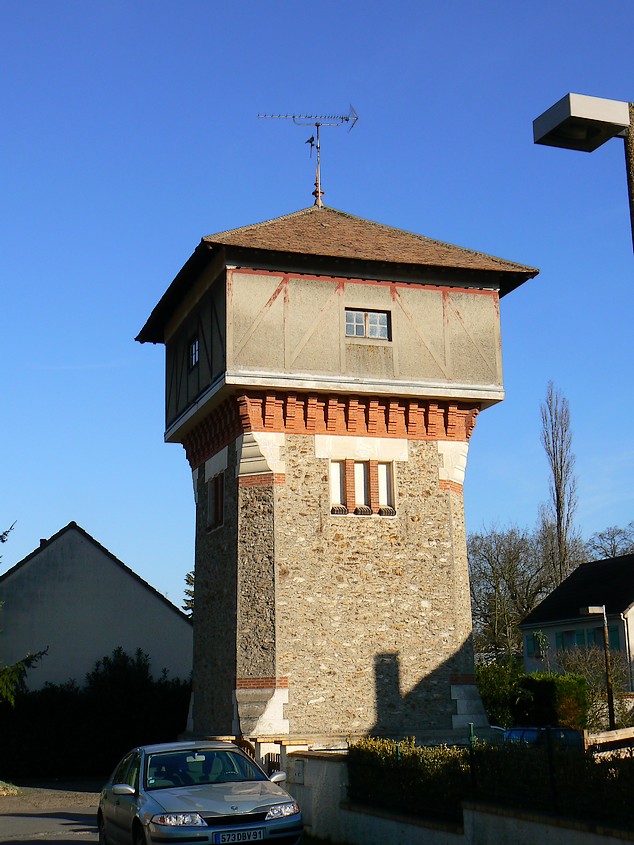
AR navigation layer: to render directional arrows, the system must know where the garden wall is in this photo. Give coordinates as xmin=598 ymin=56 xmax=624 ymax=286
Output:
xmin=284 ymin=750 xmax=634 ymax=845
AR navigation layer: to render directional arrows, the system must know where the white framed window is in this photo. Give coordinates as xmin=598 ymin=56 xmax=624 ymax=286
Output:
xmin=189 ymin=336 xmax=199 ymax=370
xmin=353 ymin=462 xmax=371 ymax=515
xmin=329 ymin=460 xmax=395 ymax=516
xmin=377 ymin=462 xmax=395 ymax=515
xmin=329 ymin=461 xmax=346 ymax=514
xmin=345 ymin=309 xmax=391 ymax=340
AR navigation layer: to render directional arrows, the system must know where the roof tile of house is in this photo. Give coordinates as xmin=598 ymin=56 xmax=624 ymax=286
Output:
xmin=521 ymin=553 xmax=634 ymax=627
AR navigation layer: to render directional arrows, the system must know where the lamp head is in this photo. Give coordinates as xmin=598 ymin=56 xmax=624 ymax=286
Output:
xmin=580 ymin=605 xmax=606 ymax=616
xmin=534 ymin=94 xmax=630 ymax=153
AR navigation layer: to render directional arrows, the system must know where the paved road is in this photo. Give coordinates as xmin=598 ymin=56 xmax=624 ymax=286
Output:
xmin=0 ymin=783 xmax=101 ymax=844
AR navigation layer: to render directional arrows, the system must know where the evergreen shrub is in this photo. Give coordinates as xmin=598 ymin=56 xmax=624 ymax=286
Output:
xmin=475 ymin=662 xmax=588 ymax=729
xmin=347 ymin=736 xmax=634 ymax=830
xmin=0 ymin=648 xmax=190 ymax=780
xmin=512 ymin=672 xmax=587 ymax=729
xmin=347 ymin=737 xmax=469 ymax=824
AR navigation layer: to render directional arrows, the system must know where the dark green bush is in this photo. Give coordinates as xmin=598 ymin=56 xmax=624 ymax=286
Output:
xmin=0 ymin=648 xmax=190 ymax=780
xmin=512 ymin=672 xmax=587 ymax=729
xmin=476 ymin=662 xmax=588 ymax=729
xmin=348 ymin=737 xmax=469 ymax=824
xmin=475 ymin=659 xmax=524 ymax=727
xmin=348 ymin=736 xmax=634 ymax=831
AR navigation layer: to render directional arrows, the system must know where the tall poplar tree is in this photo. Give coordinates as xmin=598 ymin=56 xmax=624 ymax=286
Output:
xmin=540 ymin=381 xmax=581 ymax=584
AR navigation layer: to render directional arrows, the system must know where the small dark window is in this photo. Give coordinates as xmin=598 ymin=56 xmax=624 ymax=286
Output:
xmin=207 ymin=473 xmax=224 ymax=530
xmin=345 ymin=309 xmax=391 ymax=340
xmin=189 ymin=337 xmax=199 ymax=370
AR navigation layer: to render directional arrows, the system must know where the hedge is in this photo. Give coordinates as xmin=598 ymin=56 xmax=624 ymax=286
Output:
xmin=347 ymin=736 xmax=634 ymax=830
xmin=0 ymin=647 xmax=191 ymax=780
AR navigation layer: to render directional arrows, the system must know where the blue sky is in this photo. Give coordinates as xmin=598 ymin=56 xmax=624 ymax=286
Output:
xmin=1 ymin=1 xmax=633 ymax=607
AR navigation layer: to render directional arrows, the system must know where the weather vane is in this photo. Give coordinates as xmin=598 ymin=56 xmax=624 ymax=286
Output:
xmin=257 ymin=106 xmax=358 ymax=207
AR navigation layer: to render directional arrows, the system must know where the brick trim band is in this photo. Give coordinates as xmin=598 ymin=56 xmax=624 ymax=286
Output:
xmin=238 ymin=391 xmax=479 ymax=442
xmin=236 ymin=677 xmax=289 ymax=689
xmin=182 ymin=390 xmax=480 ymax=469
xmin=450 ymin=674 xmax=477 ymax=685
xmin=439 ymin=479 xmax=464 ymax=494
xmin=238 ymin=473 xmax=286 ymax=487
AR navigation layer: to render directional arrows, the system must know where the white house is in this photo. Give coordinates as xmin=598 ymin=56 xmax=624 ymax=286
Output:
xmin=519 ymin=553 xmax=634 ymax=690
xmin=0 ymin=522 xmax=192 ymax=689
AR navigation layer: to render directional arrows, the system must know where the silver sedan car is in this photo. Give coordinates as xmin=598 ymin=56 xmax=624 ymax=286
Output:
xmin=98 ymin=741 xmax=303 ymax=845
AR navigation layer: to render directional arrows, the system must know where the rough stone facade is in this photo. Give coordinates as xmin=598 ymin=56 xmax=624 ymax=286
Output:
xmin=192 ymin=450 xmax=238 ymax=736
xmin=275 ymin=434 xmax=473 ymax=736
xmin=192 ymin=424 xmax=478 ymax=741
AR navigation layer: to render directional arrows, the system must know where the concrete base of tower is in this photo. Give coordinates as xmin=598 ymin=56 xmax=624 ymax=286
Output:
xmin=233 ymin=686 xmax=290 ymax=736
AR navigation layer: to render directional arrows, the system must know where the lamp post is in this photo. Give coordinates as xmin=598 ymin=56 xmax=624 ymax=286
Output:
xmin=580 ymin=605 xmax=616 ymax=731
xmin=533 ymin=93 xmax=634 ymax=252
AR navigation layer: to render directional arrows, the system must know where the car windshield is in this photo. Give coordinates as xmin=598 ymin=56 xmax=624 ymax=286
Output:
xmin=146 ymin=749 xmax=267 ymax=790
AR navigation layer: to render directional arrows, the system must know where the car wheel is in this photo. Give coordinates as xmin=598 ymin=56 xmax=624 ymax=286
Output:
xmin=98 ymin=814 xmax=108 ymax=845
xmin=133 ymin=822 xmax=147 ymax=845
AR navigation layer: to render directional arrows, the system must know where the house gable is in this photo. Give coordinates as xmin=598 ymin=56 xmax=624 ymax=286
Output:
xmin=0 ymin=522 xmax=192 ymax=689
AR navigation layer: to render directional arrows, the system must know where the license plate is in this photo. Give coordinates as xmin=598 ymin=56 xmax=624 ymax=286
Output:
xmin=213 ymin=831 xmax=264 ymax=843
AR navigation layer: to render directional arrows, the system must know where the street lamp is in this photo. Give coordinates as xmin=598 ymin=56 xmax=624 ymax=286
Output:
xmin=580 ymin=605 xmax=616 ymax=731
xmin=533 ymin=93 xmax=634 ymax=252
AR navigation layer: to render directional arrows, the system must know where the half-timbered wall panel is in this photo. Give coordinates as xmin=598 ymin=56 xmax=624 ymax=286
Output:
xmin=227 ymin=269 xmax=502 ymax=395
xmin=165 ymin=272 xmax=227 ymax=428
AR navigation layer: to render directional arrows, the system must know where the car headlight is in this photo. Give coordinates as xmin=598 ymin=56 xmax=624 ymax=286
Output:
xmin=152 ymin=813 xmax=206 ymax=827
xmin=265 ymin=802 xmax=300 ymax=820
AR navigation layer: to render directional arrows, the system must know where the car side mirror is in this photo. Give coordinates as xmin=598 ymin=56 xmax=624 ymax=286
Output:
xmin=269 ymin=771 xmax=287 ymax=784
xmin=112 ymin=783 xmax=136 ymax=795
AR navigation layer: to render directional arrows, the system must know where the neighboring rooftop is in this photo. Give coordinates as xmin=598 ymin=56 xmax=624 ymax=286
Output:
xmin=520 ymin=553 xmax=634 ymax=627
xmin=0 ymin=521 xmax=191 ymax=623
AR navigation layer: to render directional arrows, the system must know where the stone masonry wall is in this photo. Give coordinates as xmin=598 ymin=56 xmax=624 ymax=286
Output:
xmin=236 ymin=481 xmax=276 ymax=679
xmin=193 ymin=450 xmax=239 ymax=736
xmin=273 ymin=434 xmax=474 ymax=737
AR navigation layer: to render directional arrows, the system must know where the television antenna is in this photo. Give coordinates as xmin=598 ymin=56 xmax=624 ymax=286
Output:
xmin=257 ymin=106 xmax=358 ymax=207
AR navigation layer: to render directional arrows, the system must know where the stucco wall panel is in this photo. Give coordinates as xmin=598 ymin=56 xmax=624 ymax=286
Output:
xmin=226 ymin=271 xmax=502 ymax=399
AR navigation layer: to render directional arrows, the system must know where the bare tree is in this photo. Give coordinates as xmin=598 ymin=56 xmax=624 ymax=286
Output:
xmin=586 ymin=522 xmax=634 ymax=560
xmin=540 ymin=382 xmax=579 ymax=584
xmin=556 ymin=646 xmax=631 ymax=730
xmin=468 ymin=526 xmax=550 ymax=656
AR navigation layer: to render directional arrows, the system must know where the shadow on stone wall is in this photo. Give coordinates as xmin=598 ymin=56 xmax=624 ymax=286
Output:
xmin=372 ymin=636 xmax=478 ymax=738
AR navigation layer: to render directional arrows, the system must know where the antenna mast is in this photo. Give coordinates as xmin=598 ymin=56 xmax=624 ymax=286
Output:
xmin=258 ymin=106 xmax=358 ymax=207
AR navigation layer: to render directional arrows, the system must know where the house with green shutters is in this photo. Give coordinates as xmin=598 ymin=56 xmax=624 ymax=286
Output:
xmin=519 ymin=553 xmax=634 ymax=689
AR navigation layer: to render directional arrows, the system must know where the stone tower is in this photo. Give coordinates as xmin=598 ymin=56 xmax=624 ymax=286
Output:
xmin=137 ymin=205 xmax=537 ymax=746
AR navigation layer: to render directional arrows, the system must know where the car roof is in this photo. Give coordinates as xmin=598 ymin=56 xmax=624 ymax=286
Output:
xmin=134 ymin=741 xmax=238 ymax=754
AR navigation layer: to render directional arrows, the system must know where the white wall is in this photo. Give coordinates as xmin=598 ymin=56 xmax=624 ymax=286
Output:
xmin=0 ymin=526 xmax=192 ymax=688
